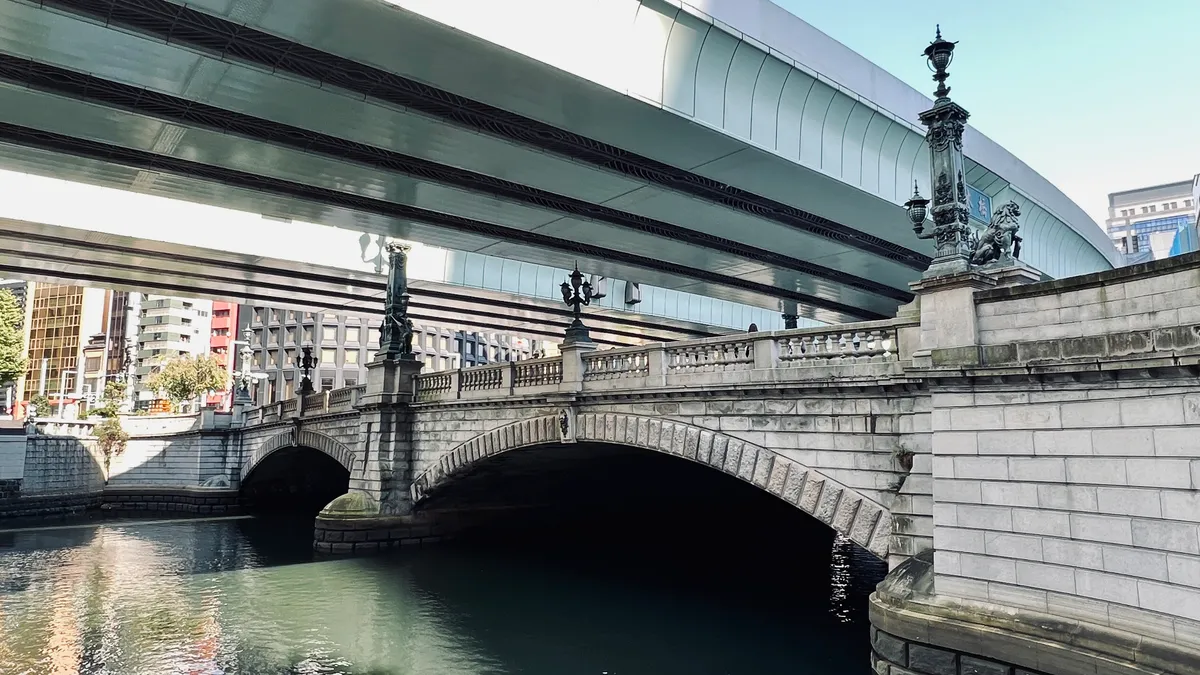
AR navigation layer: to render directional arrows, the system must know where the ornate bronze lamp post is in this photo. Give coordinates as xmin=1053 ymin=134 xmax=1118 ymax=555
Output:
xmin=560 ymin=264 xmax=595 ymax=345
xmin=910 ymin=26 xmax=973 ymax=274
xmin=908 ymin=27 xmax=1022 ymax=270
xmin=377 ymin=241 xmax=416 ymax=360
xmin=232 ymin=328 xmax=257 ymax=404
xmin=298 ymin=345 xmax=317 ymax=396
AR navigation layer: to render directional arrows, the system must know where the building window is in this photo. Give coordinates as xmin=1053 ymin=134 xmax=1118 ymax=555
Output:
xmin=344 ymin=378 xmax=357 ymax=387
xmin=303 ymin=326 xmax=314 ymax=343
xmin=1142 ymin=207 xmax=1150 ymax=214
xmin=321 ymin=348 xmax=337 ymax=364
xmin=321 ymin=377 xmax=334 ymax=391
xmin=345 ymin=327 xmax=360 ymax=343
xmin=1186 ymin=200 xmax=1194 ymax=208
xmin=345 ymin=350 xmax=358 ymax=365
xmin=214 ymin=309 xmax=230 ymax=318
xmin=1170 ymin=202 xmax=1178 ymax=210
xmin=1150 ymin=205 xmax=1157 ymax=213
xmin=368 ymin=328 xmax=380 ymax=347
xmin=323 ymin=325 xmax=338 ymax=343
xmin=183 ymin=301 xmax=193 ymax=310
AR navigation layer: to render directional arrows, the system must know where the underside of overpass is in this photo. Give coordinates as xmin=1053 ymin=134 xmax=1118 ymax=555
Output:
xmin=0 ymin=216 xmax=741 ymax=347
xmin=0 ymin=0 xmax=948 ymax=325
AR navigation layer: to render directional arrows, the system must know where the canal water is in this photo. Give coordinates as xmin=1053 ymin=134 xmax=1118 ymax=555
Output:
xmin=0 ymin=511 xmax=886 ymax=674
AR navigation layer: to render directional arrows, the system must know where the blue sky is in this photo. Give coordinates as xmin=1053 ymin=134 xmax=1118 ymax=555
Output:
xmin=776 ymin=0 xmax=1199 ymax=229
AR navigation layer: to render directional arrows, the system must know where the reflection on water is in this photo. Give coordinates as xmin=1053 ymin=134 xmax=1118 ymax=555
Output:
xmin=0 ymin=515 xmax=885 ymax=674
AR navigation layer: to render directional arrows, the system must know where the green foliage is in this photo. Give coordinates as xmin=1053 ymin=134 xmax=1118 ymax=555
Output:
xmin=94 ymin=417 xmax=129 ymax=467
xmin=93 ymin=380 xmax=125 ymax=419
xmin=29 ymin=393 xmax=50 ymax=417
xmin=0 ymin=288 xmax=25 ymax=386
xmin=144 ymin=354 xmax=227 ymax=407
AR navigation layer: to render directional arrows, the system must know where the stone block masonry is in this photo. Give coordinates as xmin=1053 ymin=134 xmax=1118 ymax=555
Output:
xmin=930 ymin=378 xmax=1200 ymax=648
xmin=871 ymin=628 xmax=1049 ymax=675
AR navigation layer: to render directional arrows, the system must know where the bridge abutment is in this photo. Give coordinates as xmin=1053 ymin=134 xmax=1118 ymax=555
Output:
xmin=867 ymin=258 xmax=1200 ymax=675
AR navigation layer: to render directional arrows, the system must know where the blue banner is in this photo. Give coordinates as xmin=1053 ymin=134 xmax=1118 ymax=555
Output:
xmin=966 ymin=185 xmax=992 ymax=224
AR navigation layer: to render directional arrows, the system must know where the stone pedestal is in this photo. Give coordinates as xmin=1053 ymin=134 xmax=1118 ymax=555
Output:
xmin=362 ymin=355 xmax=423 ymax=407
xmin=979 ymin=259 xmax=1042 ymax=288
xmin=559 ymin=339 xmax=596 ymax=390
xmin=908 ymin=271 xmax=997 ymax=368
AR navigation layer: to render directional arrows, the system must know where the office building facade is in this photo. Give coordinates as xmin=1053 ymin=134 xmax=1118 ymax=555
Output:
xmin=1106 ymin=180 xmax=1198 ymax=263
xmin=239 ymin=306 xmax=543 ymax=405
xmin=134 ymin=295 xmax=213 ymax=402
xmin=20 ymin=284 xmax=119 ymax=402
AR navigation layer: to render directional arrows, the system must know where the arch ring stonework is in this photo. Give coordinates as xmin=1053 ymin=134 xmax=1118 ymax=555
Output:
xmin=410 ymin=413 xmax=892 ymax=559
xmin=242 ymin=428 xmax=359 ymax=481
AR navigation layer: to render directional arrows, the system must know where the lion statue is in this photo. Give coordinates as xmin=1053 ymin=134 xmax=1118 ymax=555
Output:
xmin=969 ymin=201 xmax=1022 ymax=266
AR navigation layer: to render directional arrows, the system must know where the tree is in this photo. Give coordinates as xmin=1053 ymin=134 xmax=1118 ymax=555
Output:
xmin=28 ymin=393 xmax=49 ymax=417
xmin=94 ymin=417 xmax=129 ymax=469
xmin=0 ymin=288 xmax=25 ymax=387
xmin=144 ymin=354 xmax=227 ymax=409
xmin=93 ymin=380 xmax=125 ymax=419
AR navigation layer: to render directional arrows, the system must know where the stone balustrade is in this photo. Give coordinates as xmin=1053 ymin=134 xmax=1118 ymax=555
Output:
xmin=239 ymin=320 xmax=915 ymax=423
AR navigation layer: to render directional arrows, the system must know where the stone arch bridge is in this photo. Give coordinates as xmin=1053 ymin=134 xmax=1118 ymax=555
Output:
xmin=238 ymin=319 xmax=924 ymax=562
xmin=231 ymin=256 xmax=1200 ymax=675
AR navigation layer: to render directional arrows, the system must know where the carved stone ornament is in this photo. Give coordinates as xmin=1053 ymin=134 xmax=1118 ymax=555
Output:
xmin=934 ymin=172 xmax=953 ymax=204
xmin=956 ymin=171 xmax=966 ymax=203
xmin=558 ymin=409 xmax=570 ymax=438
xmin=969 ymin=201 xmax=1023 ymax=266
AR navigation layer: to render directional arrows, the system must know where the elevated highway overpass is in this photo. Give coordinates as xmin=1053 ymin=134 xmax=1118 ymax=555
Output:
xmin=0 ymin=216 xmax=742 ymax=347
xmin=0 ymin=0 xmax=1117 ymax=328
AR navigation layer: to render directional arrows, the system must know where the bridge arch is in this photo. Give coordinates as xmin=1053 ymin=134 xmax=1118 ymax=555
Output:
xmin=411 ymin=412 xmax=892 ymax=559
xmin=242 ymin=428 xmax=358 ymax=482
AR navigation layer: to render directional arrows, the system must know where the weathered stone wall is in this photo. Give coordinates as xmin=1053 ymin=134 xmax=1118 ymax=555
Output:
xmin=930 ymin=377 xmax=1200 ymax=649
xmin=976 ymin=254 xmax=1200 ymax=347
xmin=870 ymin=626 xmax=1048 ymax=675
xmin=0 ymin=427 xmax=25 ymax=480
xmin=107 ymin=432 xmax=236 ymax=488
xmin=20 ymin=436 xmax=106 ymax=494
xmin=411 ymin=403 xmax=567 ymax=474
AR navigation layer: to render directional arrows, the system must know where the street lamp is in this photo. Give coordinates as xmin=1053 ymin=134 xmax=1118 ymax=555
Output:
xmin=909 ymin=25 xmax=973 ymax=273
xmin=298 ymin=345 xmax=317 ymax=396
xmin=560 ymin=263 xmax=595 ymax=345
xmin=232 ymin=329 xmax=267 ymax=405
xmin=924 ymin=25 xmax=957 ymax=102
xmin=377 ymin=241 xmax=416 ymax=360
xmin=905 ymin=181 xmax=931 ymax=236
